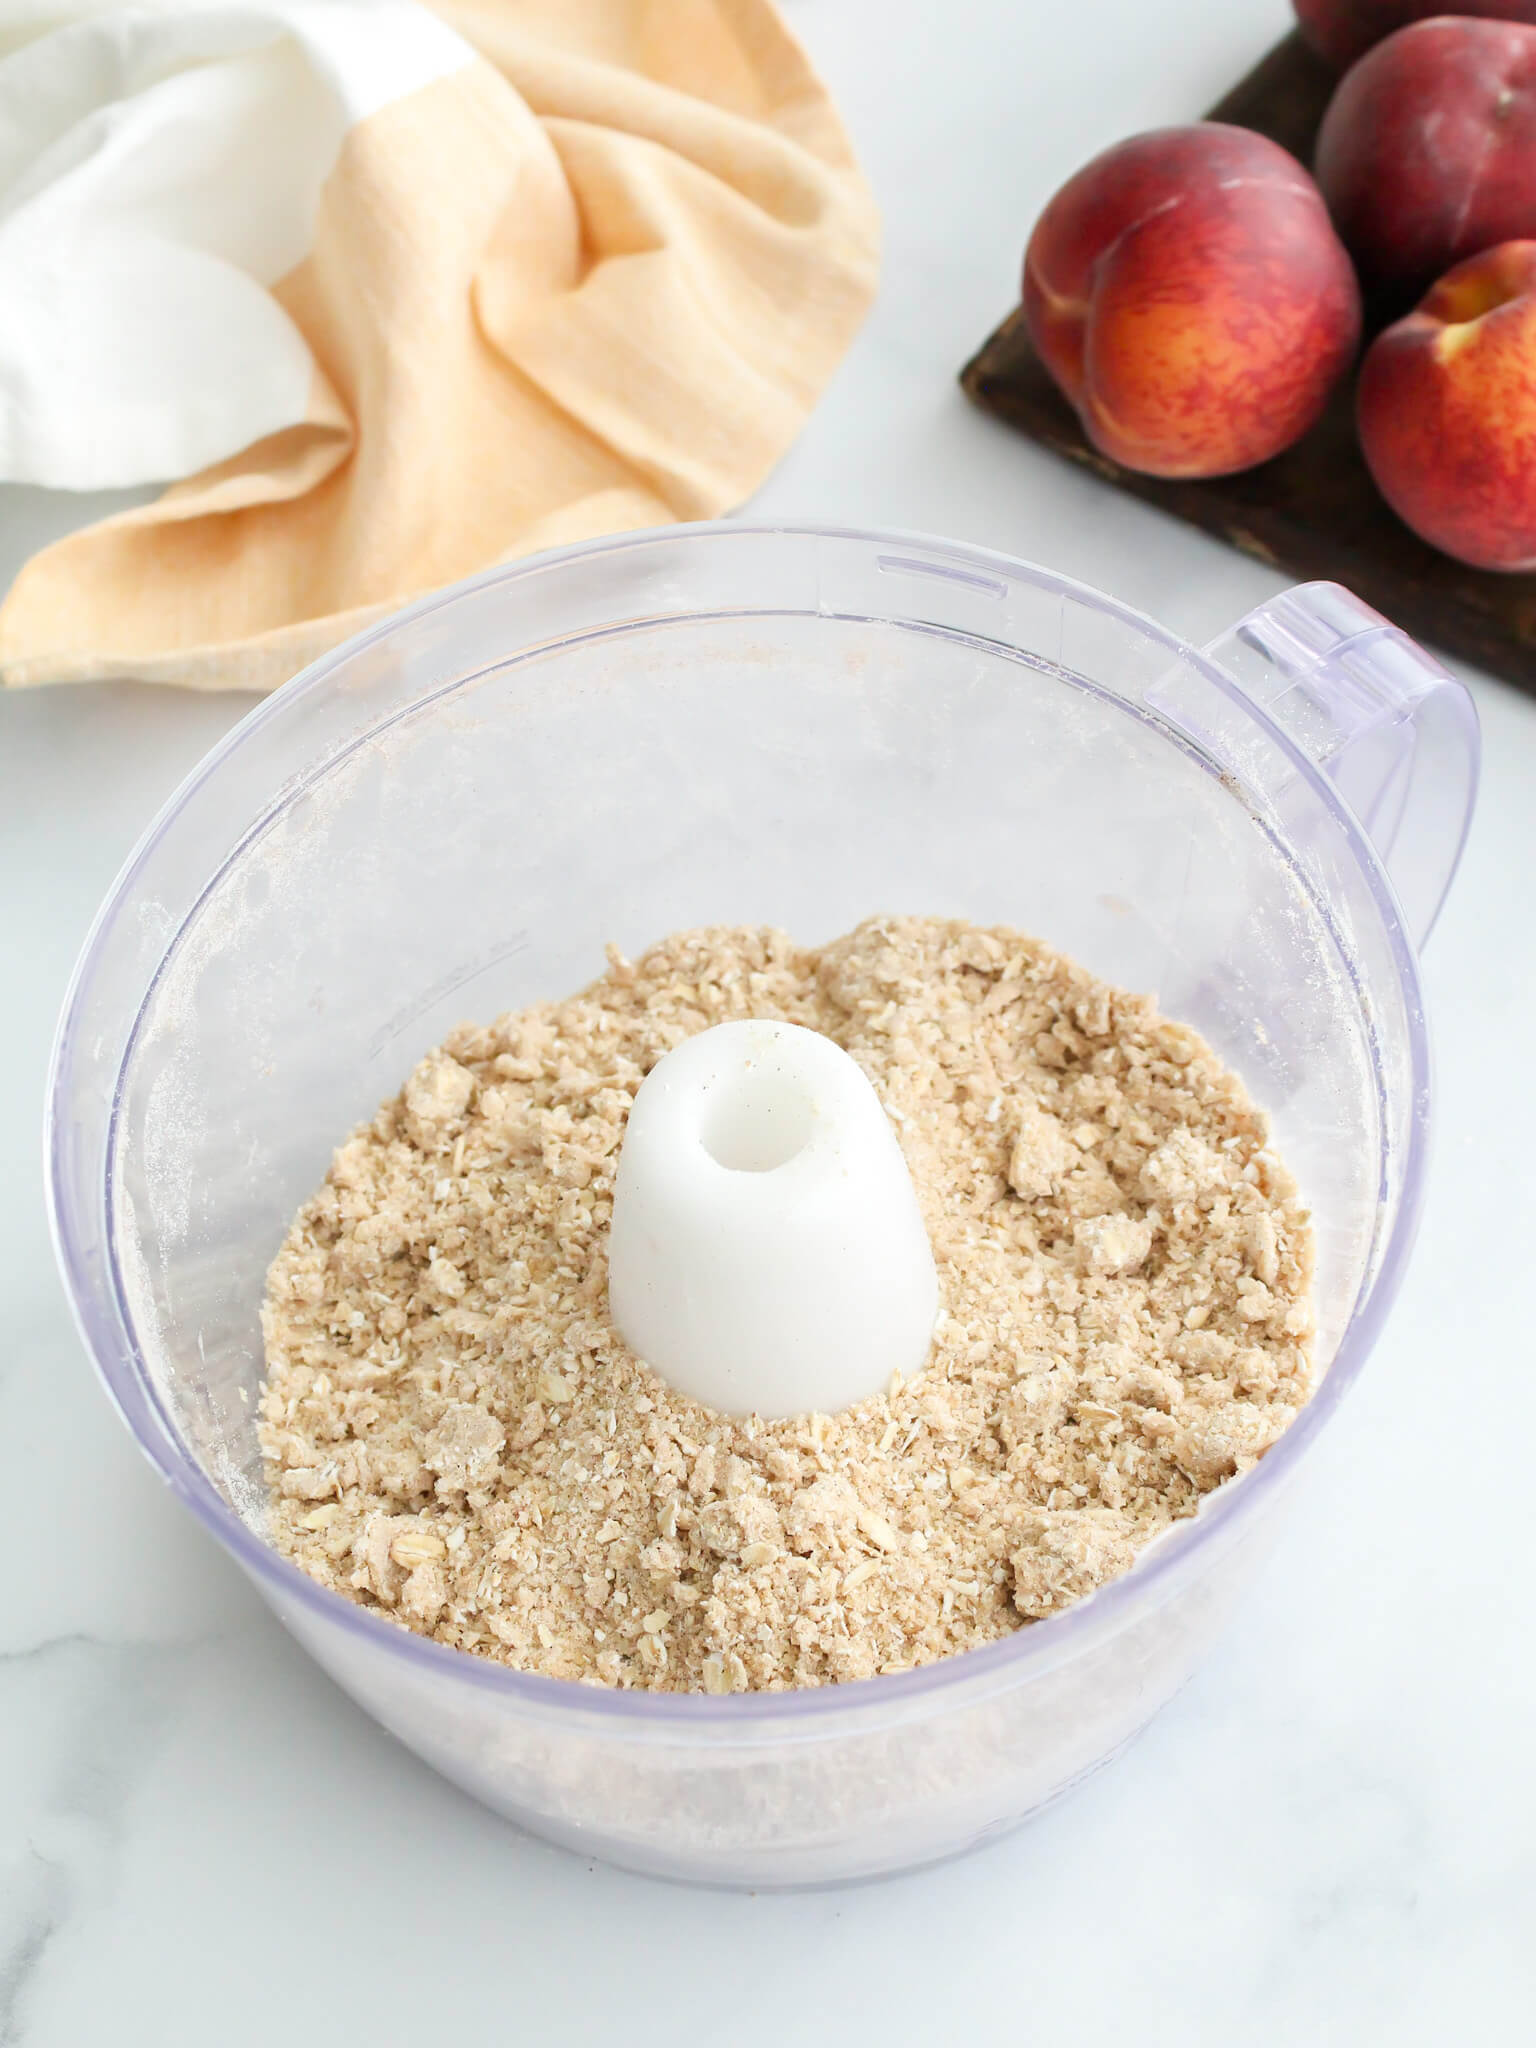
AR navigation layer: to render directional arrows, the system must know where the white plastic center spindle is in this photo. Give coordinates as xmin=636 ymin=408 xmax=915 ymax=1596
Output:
xmin=607 ymin=1020 xmax=939 ymax=1419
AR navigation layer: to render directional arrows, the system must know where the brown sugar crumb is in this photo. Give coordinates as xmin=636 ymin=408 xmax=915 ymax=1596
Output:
xmin=258 ymin=918 xmax=1315 ymax=1692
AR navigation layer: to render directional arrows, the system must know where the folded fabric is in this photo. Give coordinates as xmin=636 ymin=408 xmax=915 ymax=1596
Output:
xmin=0 ymin=0 xmax=878 ymax=691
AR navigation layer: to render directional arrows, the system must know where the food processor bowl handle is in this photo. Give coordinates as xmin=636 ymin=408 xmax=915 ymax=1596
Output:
xmin=1196 ymin=584 xmax=1480 ymax=950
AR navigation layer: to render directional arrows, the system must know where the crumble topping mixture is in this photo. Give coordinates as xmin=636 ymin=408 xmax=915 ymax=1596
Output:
xmin=260 ymin=918 xmax=1314 ymax=1692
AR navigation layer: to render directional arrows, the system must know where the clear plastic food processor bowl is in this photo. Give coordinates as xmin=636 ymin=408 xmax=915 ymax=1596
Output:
xmin=47 ymin=524 xmax=1478 ymax=1888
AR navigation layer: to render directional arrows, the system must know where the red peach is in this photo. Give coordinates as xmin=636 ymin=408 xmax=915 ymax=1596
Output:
xmin=1295 ymin=1 xmax=1536 ymax=72
xmin=1023 ymin=125 xmax=1360 ymax=479
xmin=1357 ymin=240 xmax=1536 ymax=569
xmin=1315 ymin=17 xmax=1536 ymax=309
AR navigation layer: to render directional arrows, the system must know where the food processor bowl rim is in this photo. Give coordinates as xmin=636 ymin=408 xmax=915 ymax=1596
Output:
xmin=46 ymin=519 xmax=1434 ymax=1732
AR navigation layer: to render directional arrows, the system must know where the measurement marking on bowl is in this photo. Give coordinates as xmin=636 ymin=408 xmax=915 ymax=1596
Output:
xmin=367 ymin=931 xmax=531 ymax=1061
xmin=875 ymin=553 xmax=1009 ymax=599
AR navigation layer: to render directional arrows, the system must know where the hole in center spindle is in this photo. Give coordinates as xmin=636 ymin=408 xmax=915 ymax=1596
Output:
xmin=700 ymin=1065 xmax=818 ymax=1173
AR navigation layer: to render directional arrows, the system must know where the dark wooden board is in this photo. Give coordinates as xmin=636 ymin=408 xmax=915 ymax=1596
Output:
xmin=959 ymin=30 xmax=1536 ymax=693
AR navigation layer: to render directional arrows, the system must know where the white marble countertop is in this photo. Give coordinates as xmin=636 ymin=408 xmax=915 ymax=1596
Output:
xmin=3 ymin=1 xmax=1533 ymax=2039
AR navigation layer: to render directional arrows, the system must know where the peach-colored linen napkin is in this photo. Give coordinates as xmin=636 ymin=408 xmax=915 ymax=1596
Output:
xmin=0 ymin=0 xmax=877 ymax=692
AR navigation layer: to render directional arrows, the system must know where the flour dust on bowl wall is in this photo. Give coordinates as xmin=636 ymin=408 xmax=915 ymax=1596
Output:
xmin=47 ymin=525 xmax=1477 ymax=1886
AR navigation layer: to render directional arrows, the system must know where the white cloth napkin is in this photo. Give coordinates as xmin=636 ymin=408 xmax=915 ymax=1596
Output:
xmin=0 ymin=1 xmax=472 ymax=488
